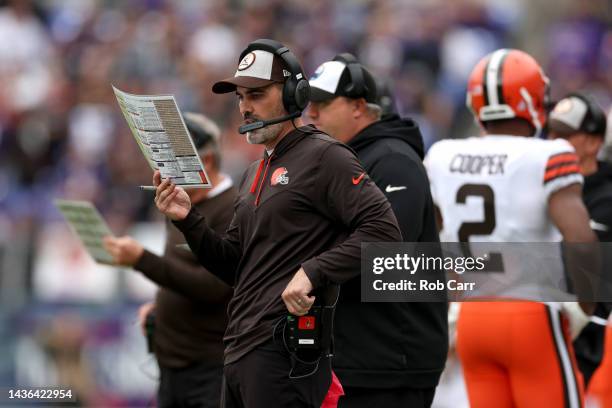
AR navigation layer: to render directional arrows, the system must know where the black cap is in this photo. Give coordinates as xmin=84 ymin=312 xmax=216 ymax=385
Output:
xmin=308 ymin=56 xmax=378 ymax=104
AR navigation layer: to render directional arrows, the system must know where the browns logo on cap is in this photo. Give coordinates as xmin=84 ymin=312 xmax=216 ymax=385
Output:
xmin=213 ymin=50 xmax=288 ymax=94
xmin=238 ymin=52 xmax=257 ymax=71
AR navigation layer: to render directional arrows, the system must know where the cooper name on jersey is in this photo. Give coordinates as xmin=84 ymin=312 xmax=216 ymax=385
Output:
xmin=449 ymin=154 xmax=508 ymax=175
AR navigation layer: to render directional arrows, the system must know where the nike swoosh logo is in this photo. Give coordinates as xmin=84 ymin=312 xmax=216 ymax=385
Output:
xmin=352 ymin=172 xmax=365 ymax=185
xmin=590 ymin=219 xmax=609 ymax=232
xmin=385 ymin=185 xmax=407 ymax=193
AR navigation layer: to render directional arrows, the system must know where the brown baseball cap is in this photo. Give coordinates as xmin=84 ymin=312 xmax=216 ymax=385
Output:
xmin=212 ymin=49 xmax=290 ymax=94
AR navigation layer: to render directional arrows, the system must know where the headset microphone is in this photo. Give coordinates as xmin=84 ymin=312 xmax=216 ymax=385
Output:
xmin=238 ymin=111 xmax=301 ymax=134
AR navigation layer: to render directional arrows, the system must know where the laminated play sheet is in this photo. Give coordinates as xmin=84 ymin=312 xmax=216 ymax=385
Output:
xmin=113 ymin=86 xmax=211 ymax=189
xmin=54 ymin=199 xmax=115 ymax=265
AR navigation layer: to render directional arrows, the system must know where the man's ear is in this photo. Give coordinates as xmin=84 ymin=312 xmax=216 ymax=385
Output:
xmin=352 ymin=98 xmax=367 ymax=118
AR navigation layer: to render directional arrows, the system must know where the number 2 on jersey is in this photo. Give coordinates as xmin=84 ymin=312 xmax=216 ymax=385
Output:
xmin=456 ymin=183 xmax=504 ymax=271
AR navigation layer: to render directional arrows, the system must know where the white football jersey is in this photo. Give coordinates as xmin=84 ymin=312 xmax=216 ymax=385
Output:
xmin=424 ymin=135 xmax=583 ymax=242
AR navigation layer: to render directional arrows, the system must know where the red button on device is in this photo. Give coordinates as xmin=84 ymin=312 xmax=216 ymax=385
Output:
xmin=298 ymin=316 xmax=316 ymax=330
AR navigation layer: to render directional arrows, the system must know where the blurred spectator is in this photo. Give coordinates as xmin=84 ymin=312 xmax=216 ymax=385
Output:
xmin=0 ymin=0 xmax=610 ymax=405
xmin=40 ymin=314 xmax=96 ymax=406
xmin=0 ymin=0 xmax=56 ymax=114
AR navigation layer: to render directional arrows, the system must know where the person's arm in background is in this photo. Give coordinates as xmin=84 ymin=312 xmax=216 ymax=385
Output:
xmin=549 ymin=183 xmax=599 ymax=336
xmin=550 ymin=184 xmax=598 ymax=243
xmin=104 ymin=234 xmax=232 ymax=301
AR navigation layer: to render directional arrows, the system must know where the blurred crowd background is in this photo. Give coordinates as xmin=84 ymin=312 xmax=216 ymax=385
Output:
xmin=0 ymin=0 xmax=610 ymax=406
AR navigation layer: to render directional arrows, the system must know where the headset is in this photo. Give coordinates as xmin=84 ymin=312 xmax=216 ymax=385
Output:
xmin=568 ymin=92 xmax=607 ymax=136
xmin=333 ymin=52 xmax=367 ymax=98
xmin=238 ymin=39 xmax=310 ymax=134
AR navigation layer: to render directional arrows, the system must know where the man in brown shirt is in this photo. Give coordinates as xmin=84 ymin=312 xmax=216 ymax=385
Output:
xmin=153 ymin=39 xmax=401 ymax=408
xmin=104 ymin=113 xmax=234 ymax=408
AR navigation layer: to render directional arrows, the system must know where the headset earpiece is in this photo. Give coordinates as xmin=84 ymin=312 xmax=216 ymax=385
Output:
xmin=293 ymin=78 xmax=310 ymax=111
xmin=333 ymin=53 xmax=366 ymax=98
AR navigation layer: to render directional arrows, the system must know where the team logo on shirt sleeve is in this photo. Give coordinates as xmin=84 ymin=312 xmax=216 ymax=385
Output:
xmin=271 ymin=167 xmax=289 ymax=186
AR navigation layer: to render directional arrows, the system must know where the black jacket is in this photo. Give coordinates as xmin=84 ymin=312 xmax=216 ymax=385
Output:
xmin=583 ymin=161 xmax=612 ymax=242
xmin=574 ymin=160 xmax=612 ymax=385
xmin=174 ymin=126 xmax=401 ymax=365
xmin=332 ymin=114 xmax=449 ymax=389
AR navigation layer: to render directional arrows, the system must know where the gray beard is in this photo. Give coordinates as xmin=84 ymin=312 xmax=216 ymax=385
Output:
xmin=246 ymin=121 xmax=284 ymax=145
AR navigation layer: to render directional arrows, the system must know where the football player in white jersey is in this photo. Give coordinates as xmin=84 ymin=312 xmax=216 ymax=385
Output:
xmin=424 ymin=49 xmax=597 ymax=408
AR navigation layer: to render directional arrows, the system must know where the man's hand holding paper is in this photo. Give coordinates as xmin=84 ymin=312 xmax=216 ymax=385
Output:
xmin=103 ymin=236 xmax=145 ymax=267
xmin=153 ymin=170 xmax=191 ymax=221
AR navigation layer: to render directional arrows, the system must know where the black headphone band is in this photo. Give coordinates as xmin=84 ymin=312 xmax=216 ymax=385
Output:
xmin=333 ymin=53 xmax=365 ymax=98
xmin=240 ymin=39 xmax=305 ymax=80
xmin=333 ymin=52 xmax=357 ymax=64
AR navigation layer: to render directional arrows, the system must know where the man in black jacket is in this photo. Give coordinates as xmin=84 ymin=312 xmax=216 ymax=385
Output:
xmin=548 ymin=92 xmax=612 ymax=387
xmin=308 ymin=54 xmax=448 ymax=407
xmin=153 ymin=39 xmax=401 ymax=408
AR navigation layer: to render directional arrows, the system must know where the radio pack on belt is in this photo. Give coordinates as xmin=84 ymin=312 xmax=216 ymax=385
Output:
xmin=272 ymin=285 xmax=339 ymax=378
xmin=283 ymin=284 xmax=339 ymax=359
xmin=286 ymin=307 xmax=322 ymax=351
